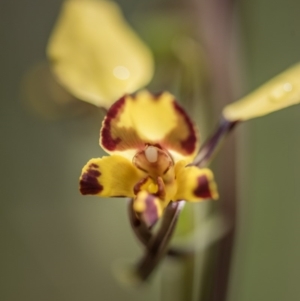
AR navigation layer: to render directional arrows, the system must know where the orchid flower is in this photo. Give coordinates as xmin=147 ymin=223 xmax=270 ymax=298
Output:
xmin=79 ymin=90 xmax=219 ymax=227
xmin=45 ymin=0 xmax=300 ymax=288
xmin=78 ymin=63 xmax=300 ymax=281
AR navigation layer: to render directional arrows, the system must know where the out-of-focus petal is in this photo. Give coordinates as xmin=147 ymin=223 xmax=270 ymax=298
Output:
xmin=47 ymin=0 xmax=154 ymax=108
xmin=223 ymin=63 xmax=300 ymax=121
xmin=174 ymin=160 xmax=218 ymax=201
xmin=100 ymin=90 xmax=200 ymax=162
xmin=79 ymin=156 xmax=142 ymax=197
xmin=133 ymin=191 xmax=163 ymax=227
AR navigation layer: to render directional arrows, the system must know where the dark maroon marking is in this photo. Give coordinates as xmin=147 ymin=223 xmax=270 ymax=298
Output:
xmin=193 ymin=175 xmax=212 ymax=198
xmin=89 ymin=163 xmax=99 ymax=168
xmin=172 ymin=101 xmax=197 ymax=154
xmin=143 ymin=194 xmax=159 ymax=227
xmin=100 ymin=96 xmax=126 ymax=151
xmin=80 ymin=168 xmax=103 ymax=195
xmin=133 ymin=177 xmax=149 ymax=195
xmin=87 ymin=169 xmax=100 ymax=177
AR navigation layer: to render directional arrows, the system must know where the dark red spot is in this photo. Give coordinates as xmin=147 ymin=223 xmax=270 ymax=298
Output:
xmin=80 ymin=168 xmax=103 ymax=195
xmin=173 ymin=101 xmax=197 ymax=154
xmin=88 ymin=169 xmax=100 ymax=177
xmin=193 ymin=175 xmax=212 ymax=198
xmin=100 ymin=96 xmax=126 ymax=151
xmin=89 ymin=163 xmax=99 ymax=168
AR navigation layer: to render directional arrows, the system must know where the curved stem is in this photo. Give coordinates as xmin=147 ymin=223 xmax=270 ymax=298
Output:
xmin=128 ymin=198 xmax=192 ymax=258
xmin=134 ymin=200 xmax=185 ymax=281
xmin=191 ymin=118 xmax=238 ymax=168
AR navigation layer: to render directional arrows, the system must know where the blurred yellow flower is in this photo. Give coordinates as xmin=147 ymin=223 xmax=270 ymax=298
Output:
xmin=47 ymin=0 xmax=154 ymax=108
xmin=223 ymin=63 xmax=300 ymax=121
xmin=79 ymin=91 xmax=218 ymax=226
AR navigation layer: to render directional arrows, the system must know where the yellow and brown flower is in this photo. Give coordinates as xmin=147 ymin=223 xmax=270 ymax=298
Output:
xmin=79 ymin=90 xmax=218 ymax=226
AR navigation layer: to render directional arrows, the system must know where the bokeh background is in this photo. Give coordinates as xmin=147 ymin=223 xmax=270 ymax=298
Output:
xmin=1 ymin=0 xmax=300 ymax=300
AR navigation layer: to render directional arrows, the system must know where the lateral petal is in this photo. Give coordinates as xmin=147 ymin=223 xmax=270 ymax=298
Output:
xmin=174 ymin=161 xmax=219 ymax=201
xmin=79 ymin=156 xmax=142 ymax=197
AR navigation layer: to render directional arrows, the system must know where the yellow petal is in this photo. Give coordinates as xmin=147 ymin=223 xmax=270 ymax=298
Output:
xmin=100 ymin=90 xmax=200 ymax=162
xmin=174 ymin=160 xmax=218 ymax=202
xmin=133 ymin=191 xmax=163 ymax=227
xmin=223 ymin=63 xmax=300 ymax=121
xmin=79 ymin=156 xmax=142 ymax=197
xmin=47 ymin=0 xmax=154 ymax=108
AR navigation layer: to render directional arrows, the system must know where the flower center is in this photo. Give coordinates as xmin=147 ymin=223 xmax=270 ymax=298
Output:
xmin=132 ymin=145 xmax=176 ymax=201
xmin=133 ymin=145 xmax=173 ymax=179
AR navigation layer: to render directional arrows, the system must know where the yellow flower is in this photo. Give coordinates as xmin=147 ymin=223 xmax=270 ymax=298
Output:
xmin=79 ymin=90 xmax=218 ymax=226
xmin=47 ymin=0 xmax=154 ymax=108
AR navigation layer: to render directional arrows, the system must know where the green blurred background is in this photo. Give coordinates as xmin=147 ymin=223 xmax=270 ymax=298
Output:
xmin=1 ymin=0 xmax=300 ymax=300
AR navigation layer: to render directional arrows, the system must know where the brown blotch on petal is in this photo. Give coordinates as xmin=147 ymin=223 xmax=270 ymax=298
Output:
xmin=172 ymin=101 xmax=197 ymax=154
xmin=80 ymin=168 xmax=103 ymax=195
xmin=100 ymin=96 xmax=126 ymax=151
xmin=87 ymin=169 xmax=100 ymax=177
xmin=193 ymin=175 xmax=212 ymax=199
xmin=89 ymin=163 xmax=99 ymax=168
xmin=100 ymin=95 xmax=145 ymax=152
